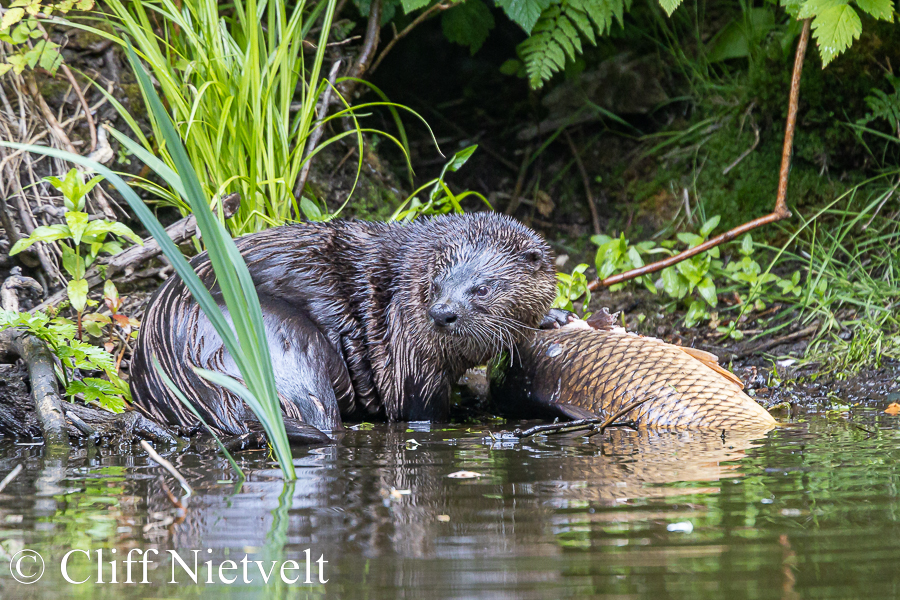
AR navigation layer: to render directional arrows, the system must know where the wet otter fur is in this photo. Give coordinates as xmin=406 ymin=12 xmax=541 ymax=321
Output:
xmin=130 ymin=213 xmax=558 ymax=439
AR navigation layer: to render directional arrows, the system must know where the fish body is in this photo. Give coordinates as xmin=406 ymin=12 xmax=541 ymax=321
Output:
xmin=492 ymin=325 xmax=777 ymax=431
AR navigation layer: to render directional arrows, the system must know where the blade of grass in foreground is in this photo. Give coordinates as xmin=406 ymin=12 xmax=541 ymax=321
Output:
xmin=152 ymin=356 xmax=245 ymax=480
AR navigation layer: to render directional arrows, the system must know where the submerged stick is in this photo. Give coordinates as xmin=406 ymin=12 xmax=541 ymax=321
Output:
xmin=141 ymin=440 xmax=193 ymax=502
xmin=0 ymin=464 xmax=23 ymax=494
xmin=586 ymin=18 xmax=811 ymax=292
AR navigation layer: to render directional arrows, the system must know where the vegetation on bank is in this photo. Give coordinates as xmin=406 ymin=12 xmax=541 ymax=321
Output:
xmin=0 ymin=0 xmax=898 ymax=473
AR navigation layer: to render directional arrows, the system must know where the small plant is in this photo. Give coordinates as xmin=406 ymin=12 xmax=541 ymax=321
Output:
xmin=553 ymin=263 xmax=591 ymax=314
xmin=9 ymin=168 xmax=142 ymax=339
xmin=0 ymin=309 xmax=130 ymax=411
xmin=2 ymin=43 xmax=304 ymax=479
xmin=390 ymin=145 xmax=490 ymax=221
xmin=0 ymin=0 xmax=93 ymax=76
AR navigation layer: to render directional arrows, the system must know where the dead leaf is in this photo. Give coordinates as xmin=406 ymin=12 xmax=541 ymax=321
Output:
xmin=885 ymin=402 xmax=900 ymax=416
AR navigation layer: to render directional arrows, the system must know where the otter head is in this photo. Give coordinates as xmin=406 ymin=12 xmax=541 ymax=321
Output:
xmin=424 ymin=213 xmax=557 ymax=363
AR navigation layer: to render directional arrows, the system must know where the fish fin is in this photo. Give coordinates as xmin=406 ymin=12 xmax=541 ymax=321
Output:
xmin=552 ymin=403 xmax=600 ymax=420
xmin=678 ymin=346 xmax=745 ymax=389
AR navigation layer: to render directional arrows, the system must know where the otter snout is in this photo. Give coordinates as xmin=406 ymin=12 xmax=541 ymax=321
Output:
xmin=429 ymin=303 xmax=460 ymax=328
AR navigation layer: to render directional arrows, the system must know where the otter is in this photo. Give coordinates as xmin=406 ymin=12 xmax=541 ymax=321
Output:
xmin=129 ymin=213 xmax=560 ymax=440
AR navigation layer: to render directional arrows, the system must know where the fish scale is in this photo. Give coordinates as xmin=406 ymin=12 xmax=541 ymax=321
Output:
xmin=493 ymin=327 xmax=777 ymax=430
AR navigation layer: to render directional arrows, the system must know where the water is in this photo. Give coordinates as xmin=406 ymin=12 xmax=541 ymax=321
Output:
xmin=0 ymin=412 xmax=899 ymax=599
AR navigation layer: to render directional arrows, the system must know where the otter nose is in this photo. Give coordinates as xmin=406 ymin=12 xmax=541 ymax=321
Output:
xmin=429 ymin=303 xmax=458 ymax=328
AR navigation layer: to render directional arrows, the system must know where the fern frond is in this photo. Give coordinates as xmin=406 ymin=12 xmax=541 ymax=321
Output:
xmin=519 ymin=0 xmax=627 ymax=89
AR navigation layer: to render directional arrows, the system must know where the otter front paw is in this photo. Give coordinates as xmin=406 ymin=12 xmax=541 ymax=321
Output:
xmin=540 ymin=308 xmax=578 ymax=329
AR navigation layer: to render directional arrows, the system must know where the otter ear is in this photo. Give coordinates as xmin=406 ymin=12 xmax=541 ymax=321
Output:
xmin=524 ymin=249 xmax=543 ymax=264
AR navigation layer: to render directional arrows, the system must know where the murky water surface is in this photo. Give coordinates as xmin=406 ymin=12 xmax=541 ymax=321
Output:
xmin=1 ymin=406 xmax=900 ymax=599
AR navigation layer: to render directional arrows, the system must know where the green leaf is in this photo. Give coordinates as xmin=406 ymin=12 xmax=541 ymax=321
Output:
xmin=740 ymin=233 xmax=754 ymax=255
xmin=447 ymin=145 xmax=478 ymax=172
xmin=83 ymin=219 xmax=143 ymax=245
xmin=61 ymin=245 xmax=85 ymax=280
xmin=854 ymin=0 xmax=894 ymax=19
xmin=67 ymin=279 xmax=88 ymax=313
xmin=66 ymin=378 xmax=126 ymax=413
xmin=697 ymin=276 xmax=718 ymax=307
xmin=683 ymin=300 xmax=708 ymax=328
xmin=442 ymin=0 xmax=496 ymax=55
xmin=497 ymin=0 xmax=553 ymax=33
xmin=811 ymin=4 xmax=862 ymax=66
xmin=699 ymin=215 xmax=721 ymax=237
xmin=65 ymin=211 xmax=90 ymax=246
xmin=676 ymin=232 xmax=704 ymax=247
xmin=0 ymin=8 xmax=25 ymax=31
xmin=661 ymin=267 xmax=689 ymax=299
xmin=658 ymin=0 xmax=684 ymax=16
xmin=9 ymin=224 xmax=71 ymax=254
xmin=401 ymin=0 xmax=431 ymax=12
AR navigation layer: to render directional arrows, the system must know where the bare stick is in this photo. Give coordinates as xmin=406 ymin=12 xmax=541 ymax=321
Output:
xmin=141 ymin=440 xmax=193 ymax=501
xmin=586 ymin=19 xmax=811 ymax=292
xmin=294 ymin=60 xmax=341 ymax=200
xmin=564 ymin=129 xmax=602 ymax=236
xmin=0 ymin=465 xmax=23 ymax=494
xmin=338 ymin=0 xmax=382 ymax=97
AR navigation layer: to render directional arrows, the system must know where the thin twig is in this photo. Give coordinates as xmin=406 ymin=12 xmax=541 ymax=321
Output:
xmin=586 ymin=19 xmax=811 ymax=292
xmin=513 ymin=398 xmax=651 ymax=439
xmin=585 ymin=398 xmax=651 ymax=437
xmin=722 ymin=123 xmax=760 ymax=175
xmin=33 ymin=19 xmax=97 ymax=151
xmin=0 ymin=464 xmax=23 ymax=494
xmin=369 ymin=0 xmax=459 ymax=74
xmin=564 ymin=129 xmax=602 ymax=236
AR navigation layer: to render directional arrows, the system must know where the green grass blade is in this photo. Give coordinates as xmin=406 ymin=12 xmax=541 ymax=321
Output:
xmin=151 ymin=355 xmax=245 ymax=480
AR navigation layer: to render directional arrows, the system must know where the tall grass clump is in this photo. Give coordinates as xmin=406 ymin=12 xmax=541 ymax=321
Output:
xmin=754 ymin=173 xmax=900 ymax=373
xmin=71 ymin=0 xmax=416 ymax=234
xmin=0 ymin=43 xmax=300 ymax=479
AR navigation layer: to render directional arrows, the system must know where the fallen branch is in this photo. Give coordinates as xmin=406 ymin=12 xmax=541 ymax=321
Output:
xmin=586 ymin=19 xmax=811 ymax=292
xmin=141 ymin=439 xmax=192 ymax=502
xmin=0 ymin=329 xmax=69 ymax=447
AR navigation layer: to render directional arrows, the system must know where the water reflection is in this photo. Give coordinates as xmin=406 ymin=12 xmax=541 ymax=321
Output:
xmin=0 ymin=416 xmax=898 ymax=599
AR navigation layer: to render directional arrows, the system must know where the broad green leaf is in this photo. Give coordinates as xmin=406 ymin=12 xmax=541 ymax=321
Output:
xmin=65 ymin=211 xmax=90 ymax=245
xmin=661 ymin=267 xmax=689 ymax=299
xmin=854 ymin=0 xmax=894 ymax=19
xmin=811 ymin=4 xmax=862 ymax=66
xmin=496 ymin=0 xmax=552 ymax=33
xmin=67 ymin=279 xmax=88 ymax=313
xmin=676 ymin=232 xmax=704 ymax=247
xmin=401 ymin=0 xmax=430 ymax=12
xmin=658 ymin=0 xmax=684 ymax=16
xmin=699 ymin=215 xmax=721 ymax=237
xmin=0 ymin=63 xmax=11 ymax=77
xmin=797 ymin=0 xmax=848 ymax=19
xmin=9 ymin=224 xmax=70 ymax=254
xmin=683 ymin=300 xmax=708 ymax=328
xmin=443 ymin=0 xmax=496 ymax=55
xmin=740 ymin=233 xmax=754 ymax=255
xmin=299 ymin=197 xmax=323 ymax=221
xmin=61 ymin=245 xmax=85 ymax=280
xmin=697 ymin=276 xmax=718 ymax=307
xmin=0 ymin=8 xmax=25 ymax=31
xmin=676 ymin=257 xmax=705 ymax=286
xmin=447 ymin=145 xmax=478 ymax=172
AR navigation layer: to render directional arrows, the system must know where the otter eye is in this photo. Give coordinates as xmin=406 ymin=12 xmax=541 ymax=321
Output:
xmin=525 ymin=250 xmax=542 ymax=263
xmin=473 ymin=285 xmax=490 ymax=298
